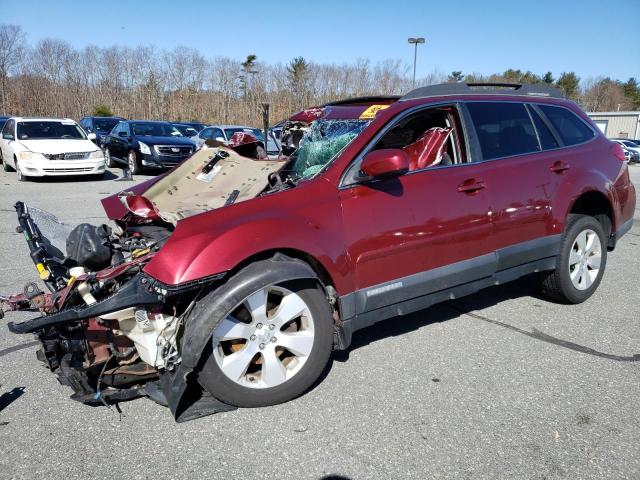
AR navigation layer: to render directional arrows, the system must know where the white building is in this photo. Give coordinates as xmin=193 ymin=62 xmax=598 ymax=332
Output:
xmin=587 ymin=111 xmax=640 ymax=140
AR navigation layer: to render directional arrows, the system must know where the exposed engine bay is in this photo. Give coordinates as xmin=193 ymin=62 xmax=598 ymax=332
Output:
xmin=0 ymin=145 xmax=287 ymax=412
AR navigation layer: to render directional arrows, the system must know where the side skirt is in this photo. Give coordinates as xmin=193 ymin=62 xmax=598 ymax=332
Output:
xmin=334 ymin=236 xmax=561 ymax=350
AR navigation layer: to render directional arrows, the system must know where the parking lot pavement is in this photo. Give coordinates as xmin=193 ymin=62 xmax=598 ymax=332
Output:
xmin=0 ymin=166 xmax=638 ymax=480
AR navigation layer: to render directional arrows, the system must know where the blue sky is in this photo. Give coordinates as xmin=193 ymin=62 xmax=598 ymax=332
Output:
xmin=2 ymin=0 xmax=639 ymax=81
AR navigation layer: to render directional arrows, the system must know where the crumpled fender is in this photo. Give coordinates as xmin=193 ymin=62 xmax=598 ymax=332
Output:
xmin=160 ymin=253 xmax=318 ymax=421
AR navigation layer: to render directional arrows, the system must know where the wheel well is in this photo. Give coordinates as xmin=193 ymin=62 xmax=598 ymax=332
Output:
xmin=230 ymin=248 xmax=335 ymax=291
xmin=569 ymin=191 xmax=614 ymax=240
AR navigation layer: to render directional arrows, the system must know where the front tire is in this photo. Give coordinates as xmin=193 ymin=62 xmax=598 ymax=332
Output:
xmin=16 ymin=161 xmax=27 ymax=182
xmin=2 ymin=151 xmax=12 ymax=172
xmin=197 ymin=278 xmax=333 ymax=408
xmin=541 ymin=214 xmax=607 ymax=303
xmin=127 ymin=150 xmax=141 ymax=175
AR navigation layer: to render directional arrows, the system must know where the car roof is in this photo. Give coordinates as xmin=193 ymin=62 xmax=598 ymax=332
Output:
xmin=207 ymin=125 xmax=258 ymax=129
xmin=127 ymin=119 xmax=174 ymax=124
xmin=11 ymin=117 xmax=78 ymax=123
xmin=401 ymin=82 xmax=564 ymax=101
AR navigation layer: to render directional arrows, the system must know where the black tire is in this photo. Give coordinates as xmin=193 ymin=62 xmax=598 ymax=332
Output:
xmin=104 ymin=148 xmax=117 ymax=168
xmin=540 ymin=214 xmax=608 ymax=304
xmin=197 ymin=277 xmax=333 ymax=408
xmin=127 ymin=150 xmax=141 ymax=175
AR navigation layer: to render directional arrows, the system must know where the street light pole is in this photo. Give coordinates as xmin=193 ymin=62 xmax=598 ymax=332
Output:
xmin=407 ymin=37 xmax=425 ymax=88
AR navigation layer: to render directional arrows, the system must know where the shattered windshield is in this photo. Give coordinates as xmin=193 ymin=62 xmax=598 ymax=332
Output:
xmin=288 ymin=119 xmax=369 ymax=180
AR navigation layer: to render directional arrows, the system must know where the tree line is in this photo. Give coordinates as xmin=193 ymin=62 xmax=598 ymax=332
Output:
xmin=0 ymin=24 xmax=638 ymax=127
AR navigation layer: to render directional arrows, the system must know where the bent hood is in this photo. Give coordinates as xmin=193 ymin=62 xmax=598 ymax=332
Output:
xmin=20 ymin=139 xmax=99 ymax=154
xmin=112 ymin=146 xmax=286 ymax=225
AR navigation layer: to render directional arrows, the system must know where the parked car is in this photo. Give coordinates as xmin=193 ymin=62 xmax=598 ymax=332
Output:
xmin=78 ymin=116 xmax=125 ymax=147
xmin=171 ymin=123 xmax=200 ymax=139
xmin=612 ymin=139 xmax=640 ymax=162
xmin=196 ymin=124 xmax=280 ymax=158
xmin=0 ymin=115 xmax=10 ymax=129
xmin=102 ymin=120 xmax=195 ymax=174
xmin=2 ymin=83 xmax=635 ymax=421
xmin=0 ymin=117 xmax=106 ymax=180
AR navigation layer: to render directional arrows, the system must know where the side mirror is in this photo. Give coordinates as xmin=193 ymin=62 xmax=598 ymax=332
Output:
xmin=360 ymin=149 xmax=410 ymax=178
xmin=118 ymin=131 xmax=128 ymax=138
xmin=87 ymin=132 xmax=97 ymax=141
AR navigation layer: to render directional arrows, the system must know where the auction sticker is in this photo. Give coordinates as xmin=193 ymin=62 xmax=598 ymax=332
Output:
xmin=359 ymin=104 xmax=390 ymax=119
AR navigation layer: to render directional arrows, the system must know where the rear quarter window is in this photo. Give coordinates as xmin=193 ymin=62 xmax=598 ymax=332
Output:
xmin=466 ymin=102 xmax=540 ymax=160
xmin=538 ymin=105 xmax=595 ymax=146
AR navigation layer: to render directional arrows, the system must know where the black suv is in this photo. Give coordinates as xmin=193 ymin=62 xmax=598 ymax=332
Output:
xmin=79 ymin=116 xmax=125 ymax=147
xmin=102 ymin=120 xmax=195 ymax=174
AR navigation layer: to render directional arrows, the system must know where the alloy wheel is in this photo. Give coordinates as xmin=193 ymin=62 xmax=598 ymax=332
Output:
xmin=212 ymin=285 xmax=315 ymax=389
xmin=128 ymin=151 xmax=137 ymax=173
xmin=568 ymin=228 xmax=602 ymax=290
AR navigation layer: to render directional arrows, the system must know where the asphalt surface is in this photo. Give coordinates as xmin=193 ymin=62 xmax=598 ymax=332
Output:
xmin=0 ymin=165 xmax=639 ymax=480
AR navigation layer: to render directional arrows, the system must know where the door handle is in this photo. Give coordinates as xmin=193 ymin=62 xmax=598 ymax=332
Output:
xmin=458 ymin=179 xmax=486 ymax=194
xmin=550 ymin=161 xmax=570 ymax=174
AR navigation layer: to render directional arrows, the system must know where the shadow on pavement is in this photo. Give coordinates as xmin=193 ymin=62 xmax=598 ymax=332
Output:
xmin=333 ymin=274 xmax=640 ymax=363
xmin=0 ymin=386 xmax=26 ymax=412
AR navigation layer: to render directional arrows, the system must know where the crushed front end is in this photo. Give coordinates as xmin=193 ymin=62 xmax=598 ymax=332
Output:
xmin=1 ymin=146 xmax=289 ymax=420
xmin=0 ymin=202 xmax=191 ymax=406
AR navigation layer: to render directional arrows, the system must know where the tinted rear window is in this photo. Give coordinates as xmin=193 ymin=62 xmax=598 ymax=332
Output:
xmin=529 ymin=107 xmax=559 ymax=150
xmin=538 ymin=105 xmax=594 ymax=146
xmin=467 ymin=102 xmax=539 ymax=160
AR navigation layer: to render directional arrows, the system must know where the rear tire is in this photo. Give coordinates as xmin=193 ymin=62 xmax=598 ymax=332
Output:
xmin=104 ymin=148 xmax=117 ymax=168
xmin=540 ymin=214 xmax=607 ymax=303
xmin=197 ymin=276 xmax=333 ymax=408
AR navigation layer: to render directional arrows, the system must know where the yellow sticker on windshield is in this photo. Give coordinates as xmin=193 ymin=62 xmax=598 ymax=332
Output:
xmin=359 ymin=104 xmax=390 ymax=119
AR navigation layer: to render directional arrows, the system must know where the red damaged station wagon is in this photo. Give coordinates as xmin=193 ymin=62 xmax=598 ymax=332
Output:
xmin=1 ymin=83 xmax=635 ymax=421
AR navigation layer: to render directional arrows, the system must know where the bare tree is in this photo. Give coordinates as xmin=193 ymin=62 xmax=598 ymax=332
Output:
xmin=0 ymin=24 xmax=26 ymax=114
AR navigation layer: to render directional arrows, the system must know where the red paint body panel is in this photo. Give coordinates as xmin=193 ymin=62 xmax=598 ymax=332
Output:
xmin=101 ymin=93 xmax=634 ymax=297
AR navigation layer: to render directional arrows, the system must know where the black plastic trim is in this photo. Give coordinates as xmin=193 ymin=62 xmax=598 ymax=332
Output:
xmin=335 ymin=236 xmax=561 ymax=350
xmin=610 ymin=217 xmax=633 ymax=249
xmin=401 ymin=83 xmax=564 ymax=101
xmin=7 ymin=273 xmax=164 ymax=334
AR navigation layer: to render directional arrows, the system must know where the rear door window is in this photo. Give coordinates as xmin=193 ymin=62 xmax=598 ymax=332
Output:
xmin=466 ymin=102 xmax=540 ymax=160
xmin=538 ymin=105 xmax=594 ymax=146
xmin=528 ymin=107 xmax=559 ymax=150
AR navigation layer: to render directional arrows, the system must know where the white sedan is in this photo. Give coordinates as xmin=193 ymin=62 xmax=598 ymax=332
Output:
xmin=0 ymin=117 xmax=106 ymax=181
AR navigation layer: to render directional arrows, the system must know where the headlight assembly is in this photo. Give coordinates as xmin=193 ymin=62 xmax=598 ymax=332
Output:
xmin=139 ymin=142 xmax=151 ymax=155
xmin=89 ymin=150 xmax=104 ymax=159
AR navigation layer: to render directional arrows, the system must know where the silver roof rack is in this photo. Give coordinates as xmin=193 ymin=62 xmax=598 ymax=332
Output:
xmin=401 ymin=82 xmax=564 ymax=101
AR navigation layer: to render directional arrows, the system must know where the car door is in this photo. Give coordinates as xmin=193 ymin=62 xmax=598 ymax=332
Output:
xmin=111 ymin=122 xmax=130 ymax=157
xmin=338 ymin=104 xmax=493 ymax=315
xmin=462 ymin=101 xmax=561 ymax=270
